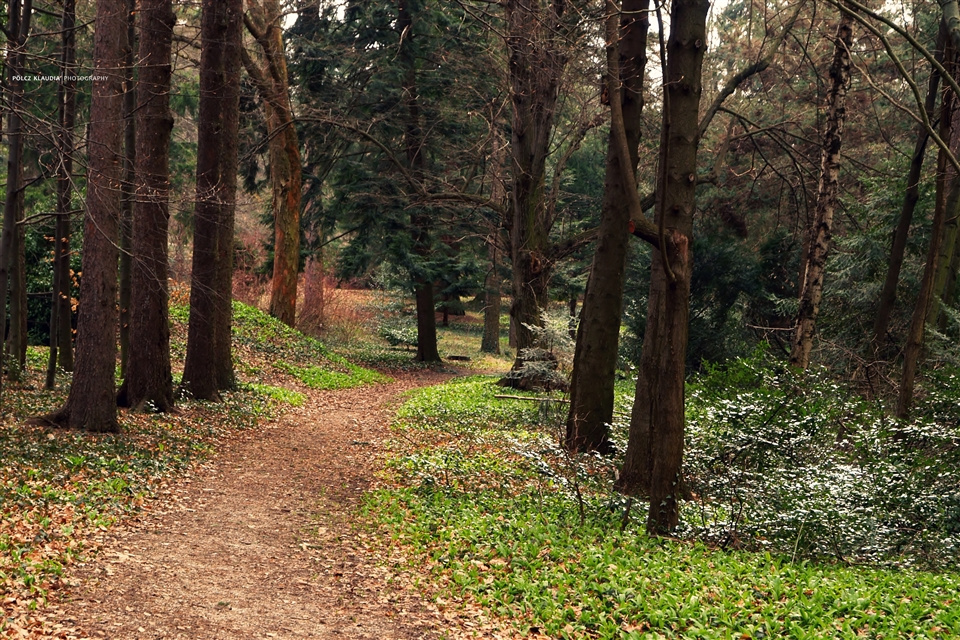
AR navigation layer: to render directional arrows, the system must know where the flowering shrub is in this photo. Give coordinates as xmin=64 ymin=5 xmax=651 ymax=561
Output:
xmin=682 ymin=349 xmax=960 ymax=568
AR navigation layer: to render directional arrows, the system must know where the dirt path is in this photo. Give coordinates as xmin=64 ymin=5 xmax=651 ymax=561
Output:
xmin=52 ymin=372 xmax=454 ymax=640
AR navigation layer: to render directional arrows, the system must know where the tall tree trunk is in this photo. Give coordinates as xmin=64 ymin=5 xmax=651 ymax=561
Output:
xmin=119 ymin=0 xmax=136 ymax=378
xmin=872 ymin=28 xmax=945 ymax=352
xmin=941 ymin=229 xmax=960 ymax=320
xmin=616 ymin=0 xmax=709 ymax=536
xmin=898 ymin=163 xmax=956 ymax=418
xmin=46 ymin=0 xmax=77 ymax=388
xmin=0 ymin=0 xmax=32 ymax=391
xmin=182 ymin=0 xmax=242 ymax=400
xmin=213 ymin=57 xmax=240 ymax=393
xmin=482 ymin=129 xmax=508 ymax=355
xmin=242 ymin=0 xmax=301 ymax=328
xmin=481 ymin=242 xmax=502 ymax=354
xmin=8 ymin=166 xmax=27 ymax=378
xmin=897 ymin=38 xmax=960 ymax=417
xmin=118 ymin=0 xmax=175 ymax=412
xmin=790 ymin=13 xmax=854 ymax=369
xmin=503 ymin=0 xmax=569 ymax=366
xmin=565 ymin=0 xmax=649 ymax=453
xmin=398 ymin=0 xmax=440 ymax=363
xmin=932 ymin=194 xmax=960 ymax=325
xmin=38 ymin=0 xmax=126 ymax=432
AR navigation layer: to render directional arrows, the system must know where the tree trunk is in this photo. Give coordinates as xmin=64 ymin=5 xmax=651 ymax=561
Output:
xmin=897 ymin=37 xmax=960 ymax=417
xmin=242 ymin=0 xmax=301 ymax=328
xmin=941 ymin=228 xmax=960 ymax=320
xmin=481 ymin=131 xmax=508 ymax=356
xmin=118 ymin=0 xmax=136 ymax=378
xmin=872 ymin=27 xmax=945 ymax=351
xmin=415 ymin=281 xmax=441 ymax=362
xmin=118 ymin=0 xmax=175 ymax=412
xmin=398 ymin=0 xmax=440 ymax=363
xmin=481 ymin=242 xmax=501 ymax=354
xmin=790 ymin=13 xmax=854 ymax=370
xmin=300 ymin=252 xmax=325 ymax=329
xmin=616 ymin=0 xmax=709 ymax=536
xmin=46 ymin=0 xmax=77 ymax=388
xmin=38 ymin=0 xmax=126 ymax=432
xmin=898 ymin=161 xmax=956 ymax=418
xmin=8 ymin=174 xmax=27 ymax=378
xmin=182 ymin=0 xmax=242 ymax=400
xmin=214 ymin=64 xmax=240 ymax=393
xmin=503 ymin=0 xmax=569 ymax=366
xmin=0 ymin=0 xmax=32 ymax=391
xmin=565 ymin=0 xmax=649 ymax=453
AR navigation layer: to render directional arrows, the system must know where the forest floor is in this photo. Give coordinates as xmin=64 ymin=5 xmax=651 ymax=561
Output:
xmin=39 ymin=371 xmax=462 ymax=640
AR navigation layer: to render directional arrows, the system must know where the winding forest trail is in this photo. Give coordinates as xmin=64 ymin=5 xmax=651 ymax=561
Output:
xmin=53 ymin=372 xmax=455 ymax=639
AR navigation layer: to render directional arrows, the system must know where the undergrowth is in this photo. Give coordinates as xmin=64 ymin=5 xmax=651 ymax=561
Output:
xmin=369 ymin=372 xmax=960 ymax=639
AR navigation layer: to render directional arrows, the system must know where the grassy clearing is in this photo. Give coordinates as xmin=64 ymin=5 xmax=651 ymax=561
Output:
xmin=317 ymin=287 xmax=515 ymax=372
xmin=369 ymin=375 xmax=960 ymax=639
xmin=0 ymin=299 xmax=380 ymax=626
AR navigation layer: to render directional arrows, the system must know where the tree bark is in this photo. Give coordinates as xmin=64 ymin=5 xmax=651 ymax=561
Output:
xmin=118 ymin=0 xmax=136 ymax=378
xmin=38 ymin=0 xmax=126 ymax=432
xmin=0 ymin=0 xmax=32 ymax=390
xmin=46 ymin=0 xmax=77 ymax=388
xmin=182 ymin=0 xmax=242 ymax=400
xmin=503 ymin=0 xmax=569 ymax=365
xmin=7 ymin=156 xmax=27 ymax=378
xmin=897 ymin=36 xmax=960 ymax=417
xmin=565 ymin=0 xmax=649 ymax=453
xmin=242 ymin=0 xmax=301 ymax=328
xmin=790 ymin=13 xmax=854 ymax=370
xmin=872 ymin=27 xmax=946 ymax=351
xmin=397 ymin=0 xmax=440 ymax=363
xmin=616 ymin=0 xmax=709 ymax=536
xmin=118 ymin=0 xmax=175 ymax=412
xmin=481 ymin=130 xmax=508 ymax=356
xmin=481 ymin=242 xmax=502 ymax=354
xmin=214 ymin=41 xmax=240 ymax=393
xmin=898 ymin=160 xmax=956 ymax=418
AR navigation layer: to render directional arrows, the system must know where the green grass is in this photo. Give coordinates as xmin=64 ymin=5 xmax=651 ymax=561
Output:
xmin=273 ymin=360 xmax=390 ymax=389
xmin=326 ymin=296 xmax=516 ymax=372
xmin=368 ymin=376 xmax=960 ymax=639
xmin=247 ymin=383 xmax=306 ymax=406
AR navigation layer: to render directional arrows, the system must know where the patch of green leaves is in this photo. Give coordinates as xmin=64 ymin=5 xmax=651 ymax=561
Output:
xmin=371 ymin=488 xmax=960 ymax=639
xmin=273 ymin=361 xmax=389 ymax=390
xmin=246 ymin=383 xmax=306 ymax=407
xmin=370 ymin=373 xmax=960 ymax=638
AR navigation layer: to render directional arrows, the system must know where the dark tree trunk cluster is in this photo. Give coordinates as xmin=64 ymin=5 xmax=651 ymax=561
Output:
xmin=182 ymin=0 xmax=243 ymax=400
xmin=118 ymin=0 xmax=176 ymax=412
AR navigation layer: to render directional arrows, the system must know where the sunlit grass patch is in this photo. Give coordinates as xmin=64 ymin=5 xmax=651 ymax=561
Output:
xmin=247 ymin=383 xmax=306 ymax=406
xmin=273 ymin=360 xmax=390 ymax=390
xmin=394 ymin=376 xmax=561 ymax=433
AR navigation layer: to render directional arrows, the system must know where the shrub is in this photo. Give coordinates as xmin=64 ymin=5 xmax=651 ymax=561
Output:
xmin=682 ymin=349 xmax=960 ymax=568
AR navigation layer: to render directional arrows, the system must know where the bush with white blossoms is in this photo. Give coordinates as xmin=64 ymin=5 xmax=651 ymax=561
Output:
xmin=680 ymin=347 xmax=960 ymax=569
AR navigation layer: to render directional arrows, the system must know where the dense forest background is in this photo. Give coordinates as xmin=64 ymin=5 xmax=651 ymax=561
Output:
xmin=0 ymin=0 xmax=958 ymax=564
